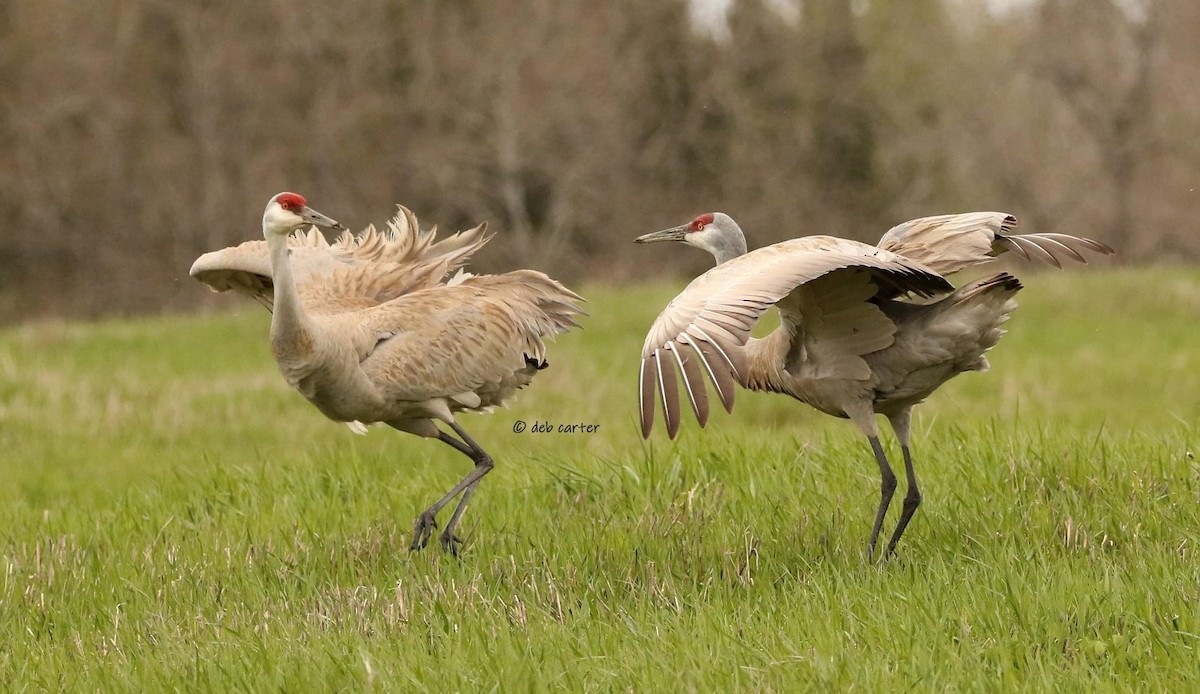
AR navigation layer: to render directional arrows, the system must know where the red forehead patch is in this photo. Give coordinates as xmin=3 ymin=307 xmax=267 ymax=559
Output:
xmin=689 ymin=213 xmax=715 ymax=231
xmin=276 ymin=192 xmax=307 ymax=211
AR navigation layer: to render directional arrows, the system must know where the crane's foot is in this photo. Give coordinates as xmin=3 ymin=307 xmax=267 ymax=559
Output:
xmin=439 ymin=531 xmax=465 ymax=557
xmin=871 ymin=543 xmax=898 ymax=563
xmin=409 ymin=511 xmax=439 ymax=551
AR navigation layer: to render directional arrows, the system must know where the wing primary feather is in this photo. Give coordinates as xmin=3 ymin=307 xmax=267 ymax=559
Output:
xmin=1005 ymin=235 xmax=1060 ymax=267
xmin=1027 ymin=234 xmax=1087 ymax=264
xmin=678 ymin=334 xmax=727 ymax=417
xmin=997 ymin=235 xmax=1032 ymax=261
xmin=679 ymin=343 xmax=710 ymax=427
xmin=655 ymin=349 xmax=682 ymax=439
xmin=690 ymin=325 xmax=742 ymax=381
xmin=668 ymin=342 xmax=709 ymax=428
xmin=1037 ymin=233 xmax=1115 ymax=257
xmin=639 ymin=357 xmax=656 ymax=438
xmin=691 ymin=336 xmax=737 ymax=413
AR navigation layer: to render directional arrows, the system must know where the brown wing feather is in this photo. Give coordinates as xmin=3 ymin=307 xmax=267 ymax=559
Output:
xmin=679 ymin=333 xmax=737 ymax=414
xmin=1001 ymin=234 xmax=1061 ymax=268
xmin=655 ymin=348 xmax=682 ymax=439
xmin=639 ymin=358 xmax=657 ymax=436
xmin=672 ymin=343 xmax=710 ymax=427
xmin=1025 ymin=235 xmax=1087 ymax=264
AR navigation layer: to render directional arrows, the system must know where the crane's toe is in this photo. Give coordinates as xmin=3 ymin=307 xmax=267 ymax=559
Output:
xmin=439 ymin=531 xmax=465 ymax=556
xmin=409 ymin=511 xmax=439 ymax=551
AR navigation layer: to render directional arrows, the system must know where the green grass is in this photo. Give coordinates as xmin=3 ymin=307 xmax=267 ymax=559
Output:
xmin=1 ymin=268 xmax=1199 ymax=690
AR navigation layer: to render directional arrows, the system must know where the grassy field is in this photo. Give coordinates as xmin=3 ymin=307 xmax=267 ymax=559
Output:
xmin=2 ymin=268 xmax=1199 ymax=690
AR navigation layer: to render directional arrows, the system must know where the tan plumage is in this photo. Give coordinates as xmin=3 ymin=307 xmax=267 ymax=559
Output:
xmin=191 ymin=193 xmax=584 ymax=554
xmin=636 ymin=211 xmax=1109 ymax=559
xmin=877 ymin=212 xmax=1114 ymax=275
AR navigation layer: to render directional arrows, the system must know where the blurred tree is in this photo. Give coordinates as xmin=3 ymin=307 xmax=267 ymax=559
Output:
xmin=804 ymin=0 xmax=874 ymax=186
xmin=1029 ymin=0 xmax=1162 ymax=252
xmin=861 ymin=0 xmax=961 ymax=217
xmin=800 ymin=0 xmax=883 ymax=238
xmin=0 ymin=0 xmax=1197 ymax=322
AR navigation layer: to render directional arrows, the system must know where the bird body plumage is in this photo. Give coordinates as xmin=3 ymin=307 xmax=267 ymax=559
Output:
xmin=267 ymin=271 xmax=580 ymax=433
xmin=743 ymin=270 xmax=1022 ymax=421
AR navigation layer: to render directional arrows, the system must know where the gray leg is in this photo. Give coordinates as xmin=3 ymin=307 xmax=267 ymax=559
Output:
xmin=409 ymin=424 xmax=494 ymax=555
xmin=846 ymin=403 xmax=895 ymax=561
xmin=883 ymin=410 xmax=920 ymax=558
xmin=866 ymin=435 xmax=898 ymax=561
xmin=438 ymin=423 xmax=495 ymax=553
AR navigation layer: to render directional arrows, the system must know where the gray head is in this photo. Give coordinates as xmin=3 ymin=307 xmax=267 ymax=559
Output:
xmin=262 ymin=192 xmax=344 ymax=238
xmin=635 ymin=212 xmax=748 ymax=265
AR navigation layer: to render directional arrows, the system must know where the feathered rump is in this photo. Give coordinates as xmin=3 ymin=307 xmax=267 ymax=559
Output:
xmin=459 ymin=270 xmax=585 ymax=364
xmin=189 ymin=206 xmax=491 ymax=312
xmin=353 ymin=268 xmax=585 ymax=410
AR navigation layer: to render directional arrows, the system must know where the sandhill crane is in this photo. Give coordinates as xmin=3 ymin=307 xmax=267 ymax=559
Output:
xmin=635 ymin=212 xmax=1112 ymax=558
xmin=191 ymin=193 xmax=584 ymax=554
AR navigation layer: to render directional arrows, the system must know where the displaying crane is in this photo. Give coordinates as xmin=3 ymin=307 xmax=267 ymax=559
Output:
xmin=191 ymin=193 xmax=584 ymax=554
xmin=635 ymin=212 xmax=1111 ymax=558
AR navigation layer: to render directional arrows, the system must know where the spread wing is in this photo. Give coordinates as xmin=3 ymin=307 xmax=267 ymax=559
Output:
xmin=189 ymin=206 xmax=491 ymax=314
xmin=639 ymin=236 xmax=952 ymax=439
xmin=878 ymin=212 xmax=1114 ymax=276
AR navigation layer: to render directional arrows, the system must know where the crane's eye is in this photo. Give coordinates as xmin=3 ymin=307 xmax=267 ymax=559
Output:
xmin=690 ymin=220 xmax=704 ymax=231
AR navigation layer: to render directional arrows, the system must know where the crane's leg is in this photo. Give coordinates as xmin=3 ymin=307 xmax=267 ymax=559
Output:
xmin=883 ymin=409 xmax=921 ymax=558
xmin=848 ymin=404 xmax=896 ymax=561
xmin=409 ymin=423 xmax=494 ymax=556
xmin=437 ymin=423 xmax=495 ymax=553
xmin=866 ymin=436 xmax=897 ymax=561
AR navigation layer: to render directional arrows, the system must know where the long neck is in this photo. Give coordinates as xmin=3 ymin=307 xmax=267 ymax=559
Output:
xmin=265 ymin=231 xmax=314 ymax=347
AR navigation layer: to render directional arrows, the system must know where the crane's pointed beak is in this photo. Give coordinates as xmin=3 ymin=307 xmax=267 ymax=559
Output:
xmin=635 ymin=224 xmax=689 ymax=244
xmin=301 ymin=205 xmax=345 ymax=230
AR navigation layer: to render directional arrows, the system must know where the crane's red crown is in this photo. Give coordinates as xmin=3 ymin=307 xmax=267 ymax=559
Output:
xmin=275 ymin=192 xmax=307 ymax=212
xmin=688 ymin=213 xmax=715 ymax=232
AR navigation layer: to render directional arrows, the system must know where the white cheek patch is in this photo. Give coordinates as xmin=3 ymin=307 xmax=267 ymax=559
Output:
xmin=688 ymin=229 xmax=718 ymax=255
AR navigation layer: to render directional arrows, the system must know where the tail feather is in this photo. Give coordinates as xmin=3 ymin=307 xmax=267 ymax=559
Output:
xmin=951 ymin=272 xmax=1023 ymax=306
xmin=944 ymin=272 xmax=1022 ymax=371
